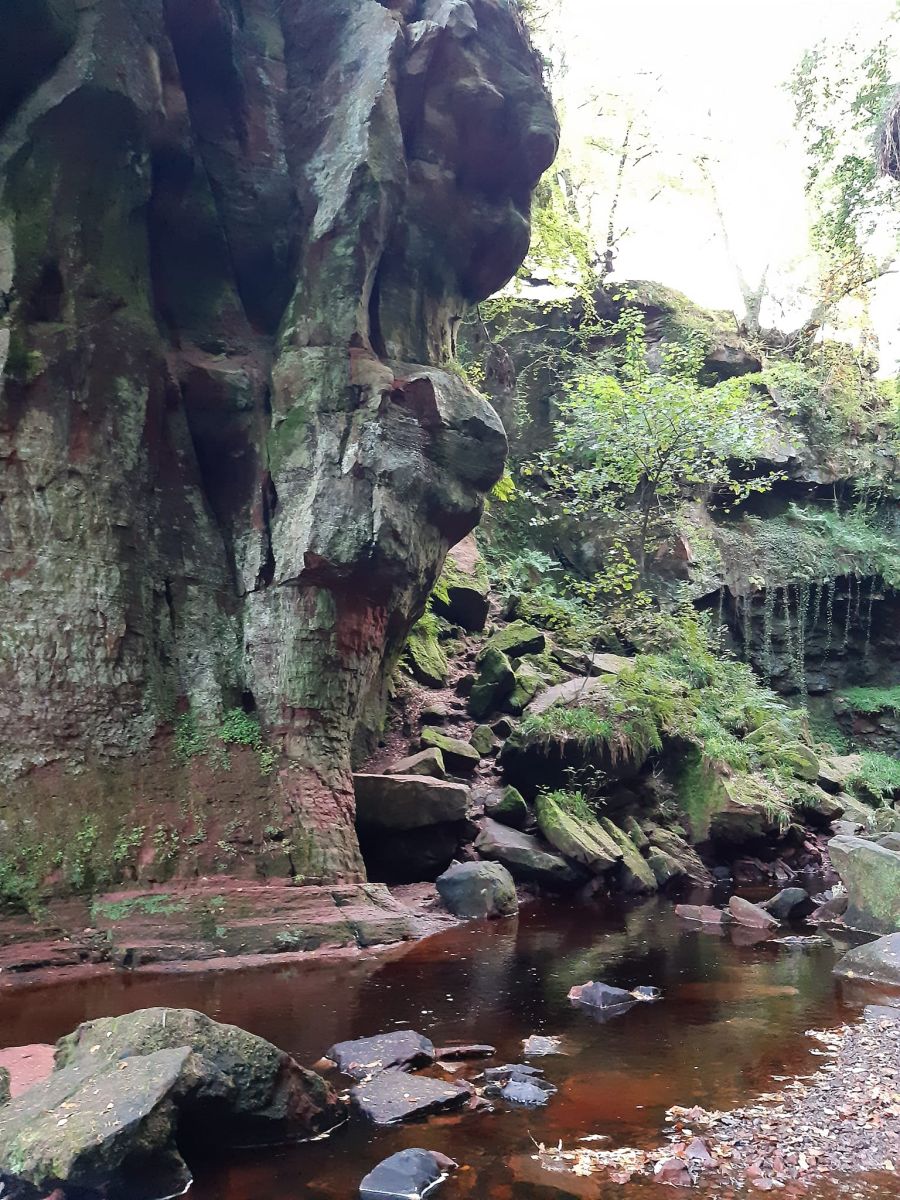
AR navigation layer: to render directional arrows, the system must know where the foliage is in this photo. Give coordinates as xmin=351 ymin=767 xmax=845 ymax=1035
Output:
xmin=174 ymin=707 xmax=277 ymax=776
xmin=851 ymin=751 xmax=900 ymax=801
xmin=92 ymin=894 xmax=187 ymax=922
xmin=529 ymin=305 xmax=782 ymax=578
xmin=788 ymin=22 xmax=900 ymax=339
xmin=539 ymin=787 xmax=598 ymax=826
xmin=839 ymin=685 xmax=900 ymax=715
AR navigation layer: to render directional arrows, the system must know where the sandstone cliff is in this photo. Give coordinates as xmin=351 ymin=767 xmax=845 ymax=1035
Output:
xmin=0 ymin=0 xmax=558 ymax=888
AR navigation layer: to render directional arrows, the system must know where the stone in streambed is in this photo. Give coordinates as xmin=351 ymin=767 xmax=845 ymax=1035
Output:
xmin=535 ymin=793 xmax=622 ymax=875
xmin=523 ymin=1035 xmax=562 ymax=1056
xmin=643 ymin=824 xmax=713 ymax=886
xmin=501 ymin=1079 xmax=553 ymax=1106
xmin=475 ymin=818 xmax=584 ymax=889
xmin=600 ymin=817 xmax=657 ymax=894
xmin=360 ymin=1148 xmax=457 ymax=1200
xmin=386 ymin=748 xmax=446 ymax=778
xmin=568 ymin=981 xmax=634 ymax=1010
xmin=762 ymin=887 xmax=813 ymax=922
xmin=436 ymin=861 xmax=518 ymax=919
xmin=352 ymin=1069 xmax=470 ymax=1125
xmin=327 ymin=1030 xmax=434 ymax=1080
xmin=829 ymin=834 xmax=900 ymax=934
xmin=728 ymin=896 xmax=779 ymax=930
xmin=484 ymin=785 xmax=530 ymax=830
xmin=420 ymin=729 xmax=481 ymax=774
xmin=354 ymin=774 xmax=469 ymax=829
xmin=834 ymin=932 xmax=900 ymax=987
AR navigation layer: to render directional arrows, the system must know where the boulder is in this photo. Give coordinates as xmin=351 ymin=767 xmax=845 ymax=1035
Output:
xmin=485 ymin=621 xmax=546 ymax=659
xmin=354 ymin=775 xmax=469 ymax=830
xmin=535 ymin=794 xmax=622 ymax=874
xmin=470 ymin=724 xmax=495 ymax=756
xmin=795 ymin=786 xmax=845 ymax=824
xmin=326 ymin=1030 xmax=434 ymax=1080
xmin=432 ymin=535 xmax=490 ymax=633
xmin=385 ymin=748 xmax=446 ymax=778
xmin=0 ymin=1009 xmax=341 ymax=1197
xmin=600 ymin=818 xmax=657 ymax=894
xmin=648 ymin=848 xmax=682 ymax=887
xmin=645 ymin=826 xmax=713 ymax=887
xmin=468 ymin=647 xmax=515 ymax=720
xmin=501 ymin=1079 xmax=554 ymax=1106
xmin=834 ymin=933 xmax=900 ymax=987
xmin=728 ymin=896 xmax=779 ymax=930
xmin=762 ymin=887 xmax=813 ymax=922
xmin=484 ymin=785 xmax=530 ymax=830
xmin=420 ymin=729 xmax=481 ymax=774
xmin=505 ymin=662 xmax=544 ymax=715
xmin=360 ymin=1149 xmax=457 ymax=1200
xmin=475 ymin=819 xmax=583 ymax=889
xmin=818 ymin=755 xmax=863 ymax=794
xmin=829 ymin=835 xmax=900 ymax=934
xmin=436 ymin=861 xmax=518 ymax=919
xmin=352 ymin=1069 xmax=470 ymax=1125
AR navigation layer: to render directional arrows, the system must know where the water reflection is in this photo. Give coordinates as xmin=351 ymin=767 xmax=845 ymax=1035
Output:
xmin=0 ymin=898 xmax=879 ymax=1199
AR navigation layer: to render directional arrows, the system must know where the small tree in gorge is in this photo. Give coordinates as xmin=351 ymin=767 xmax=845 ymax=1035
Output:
xmin=530 ymin=306 xmax=782 ymax=583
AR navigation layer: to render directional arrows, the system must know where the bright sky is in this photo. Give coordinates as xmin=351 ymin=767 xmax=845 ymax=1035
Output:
xmin=545 ymin=0 xmax=900 ymax=369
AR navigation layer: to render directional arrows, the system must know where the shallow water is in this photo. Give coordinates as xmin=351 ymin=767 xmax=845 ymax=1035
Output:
xmin=0 ymin=897 xmax=893 ymax=1199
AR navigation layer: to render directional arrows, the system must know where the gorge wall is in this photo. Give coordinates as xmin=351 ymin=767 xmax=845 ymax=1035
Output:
xmin=0 ymin=0 xmax=558 ymax=888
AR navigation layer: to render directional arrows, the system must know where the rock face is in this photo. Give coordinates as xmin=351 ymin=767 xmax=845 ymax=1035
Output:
xmin=0 ymin=1008 xmax=340 ymax=1197
xmin=0 ymin=0 xmax=557 ymax=886
xmin=829 ymin=835 xmax=900 ymax=934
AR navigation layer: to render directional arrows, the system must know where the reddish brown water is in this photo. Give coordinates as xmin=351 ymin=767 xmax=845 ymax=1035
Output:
xmin=0 ymin=897 xmax=892 ymax=1199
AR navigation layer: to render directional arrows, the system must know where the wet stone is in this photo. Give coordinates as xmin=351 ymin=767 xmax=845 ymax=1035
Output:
xmin=327 ymin=1030 xmax=434 ymax=1080
xmin=568 ymin=981 xmax=634 ymax=1010
xmin=523 ymin=1035 xmax=563 ymax=1056
xmin=352 ymin=1069 xmax=470 ymax=1125
xmin=501 ymin=1079 xmax=554 ymax=1107
xmin=359 ymin=1148 xmax=457 ymax=1200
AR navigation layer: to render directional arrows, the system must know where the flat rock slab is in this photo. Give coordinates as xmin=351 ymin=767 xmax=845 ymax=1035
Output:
xmin=675 ymin=904 xmax=727 ymax=926
xmin=354 ymin=775 xmax=470 ymax=830
xmin=327 ymin=1030 xmax=434 ymax=1080
xmin=526 ymin=675 xmax=609 ymax=717
xmin=420 ymin=729 xmax=482 ymax=774
xmin=352 ymin=1069 xmax=470 ymax=1125
xmin=434 ymin=1044 xmax=495 ymax=1062
xmin=360 ymin=1148 xmax=456 ymax=1200
xmin=728 ymin=896 xmax=779 ymax=930
xmin=0 ymin=1046 xmax=191 ymax=1197
xmin=475 ymin=818 xmax=583 ymax=889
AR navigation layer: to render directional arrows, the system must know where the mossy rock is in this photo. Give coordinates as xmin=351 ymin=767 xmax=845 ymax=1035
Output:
xmin=485 ymin=621 xmax=546 ymax=660
xmin=485 ymin=786 xmax=530 ymax=831
xmin=470 ymin=725 xmax=495 ymax=756
xmin=432 ymin=537 xmax=490 ymax=633
xmin=407 ymin=624 xmax=449 ymax=688
xmin=534 ymin=794 xmax=622 ymax=875
xmin=599 ymin=818 xmax=657 ymax=894
xmin=421 ymin=729 xmax=481 ymax=774
xmin=0 ymin=1067 xmax=9 ymax=1106
xmin=829 ymin=836 xmax=900 ymax=934
xmin=469 ymin=647 xmax=515 ymax=720
xmin=504 ymin=662 xmax=543 ymax=716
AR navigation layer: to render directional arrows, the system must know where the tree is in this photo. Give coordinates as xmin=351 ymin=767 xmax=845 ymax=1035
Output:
xmin=531 ymin=307 xmax=781 ymax=581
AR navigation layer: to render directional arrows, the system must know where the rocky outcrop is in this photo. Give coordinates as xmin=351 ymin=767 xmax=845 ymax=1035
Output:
xmin=829 ymin=834 xmax=900 ymax=934
xmin=0 ymin=0 xmax=557 ymax=886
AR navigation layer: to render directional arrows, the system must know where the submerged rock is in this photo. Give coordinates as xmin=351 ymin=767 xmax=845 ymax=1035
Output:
xmin=436 ymin=861 xmax=518 ymax=919
xmin=675 ymin=904 xmax=727 ymax=926
xmin=829 ymin=835 xmax=900 ymax=934
xmin=568 ymin=982 xmax=635 ymax=1010
xmin=501 ymin=1078 xmax=554 ymax=1106
xmin=352 ymin=1069 xmax=470 ymax=1126
xmin=475 ymin=819 xmax=584 ymax=889
xmin=327 ymin=1031 xmax=435 ymax=1080
xmin=523 ymin=1035 xmax=563 ymax=1056
xmin=360 ymin=1148 xmax=457 ymax=1200
xmin=0 ymin=1008 xmax=341 ymax=1198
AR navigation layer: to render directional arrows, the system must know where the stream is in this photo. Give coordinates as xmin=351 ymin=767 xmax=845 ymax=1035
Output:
xmin=0 ymin=897 xmax=890 ymax=1199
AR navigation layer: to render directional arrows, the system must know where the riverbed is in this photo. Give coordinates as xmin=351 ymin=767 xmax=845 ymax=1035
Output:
xmin=0 ymin=897 xmax=893 ymax=1199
